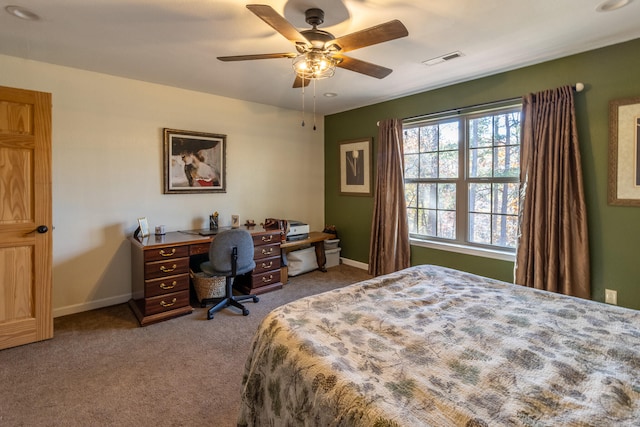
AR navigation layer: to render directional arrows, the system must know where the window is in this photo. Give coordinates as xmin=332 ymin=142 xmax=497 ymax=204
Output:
xmin=403 ymin=103 xmax=522 ymax=255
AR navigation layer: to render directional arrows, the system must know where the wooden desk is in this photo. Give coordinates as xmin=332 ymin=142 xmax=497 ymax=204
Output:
xmin=280 ymin=231 xmax=336 ymax=284
xmin=129 ymin=227 xmax=282 ymax=326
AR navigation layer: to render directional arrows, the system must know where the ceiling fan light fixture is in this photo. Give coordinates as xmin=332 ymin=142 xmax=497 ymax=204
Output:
xmin=293 ymin=51 xmax=336 ymax=80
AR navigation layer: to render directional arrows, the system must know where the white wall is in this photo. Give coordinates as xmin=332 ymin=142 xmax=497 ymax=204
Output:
xmin=0 ymin=54 xmax=325 ymax=317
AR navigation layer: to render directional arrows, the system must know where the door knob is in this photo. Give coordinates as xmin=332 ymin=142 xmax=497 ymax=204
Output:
xmin=36 ymin=225 xmax=49 ymax=234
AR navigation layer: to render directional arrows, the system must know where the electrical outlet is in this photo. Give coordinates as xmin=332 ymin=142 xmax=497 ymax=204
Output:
xmin=605 ymin=289 xmax=618 ymax=305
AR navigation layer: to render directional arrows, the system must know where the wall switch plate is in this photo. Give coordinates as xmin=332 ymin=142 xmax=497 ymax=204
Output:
xmin=605 ymin=289 xmax=618 ymax=305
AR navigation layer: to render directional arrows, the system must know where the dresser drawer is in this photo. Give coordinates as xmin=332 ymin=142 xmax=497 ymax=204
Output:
xmin=250 ymin=269 xmax=281 ymax=289
xmin=142 ymin=290 xmax=190 ymax=316
xmin=145 ymin=274 xmax=190 ymax=298
xmin=144 ymin=257 xmax=190 ymax=280
xmin=254 ymin=256 xmax=281 ymax=274
xmin=190 ymin=242 xmax=211 ymax=256
xmin=253 ymin=243 xmax=280 ymax=260
xmin=252 ymin=232 xmax=280 ymax=246
xmin=144 ymin=245 xmax=189 ymax=262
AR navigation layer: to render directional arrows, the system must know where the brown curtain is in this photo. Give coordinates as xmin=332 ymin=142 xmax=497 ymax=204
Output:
xmin=515 ymin=86 xmax=590 ymax=298
xmin=368 ymin=119 xmax=410 ymax=276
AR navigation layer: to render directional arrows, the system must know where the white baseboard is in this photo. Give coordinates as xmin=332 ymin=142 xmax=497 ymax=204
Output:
xmin=53 ymin=293 xmax=131 ymax=318
xmin=340 ymin=257 xmax=368 ymax=271
xmin=53 ymin=259 xmax=367 ymax=318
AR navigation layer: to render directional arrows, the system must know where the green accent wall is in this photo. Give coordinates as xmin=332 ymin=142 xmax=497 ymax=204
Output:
xmin=325 ymin=38 xmax=640 ymax=310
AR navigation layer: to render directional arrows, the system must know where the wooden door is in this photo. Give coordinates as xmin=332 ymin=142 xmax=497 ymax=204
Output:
xmin=0 ymin=85 xmax=53 ymax=350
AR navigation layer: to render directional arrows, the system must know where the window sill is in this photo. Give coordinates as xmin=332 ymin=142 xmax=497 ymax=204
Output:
xmin=410 ymin=238 xmax=515 ymax=262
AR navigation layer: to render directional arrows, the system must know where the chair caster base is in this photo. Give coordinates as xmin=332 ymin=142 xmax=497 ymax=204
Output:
xmin=252 ymin=296 xmax=259 ymax=303
xmin=243 ymin=309 xmax=250 ymax=316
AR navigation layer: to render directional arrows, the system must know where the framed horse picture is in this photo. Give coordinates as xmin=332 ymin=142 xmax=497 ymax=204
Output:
xmin=163 ymin=128 xmax=226 ymax=194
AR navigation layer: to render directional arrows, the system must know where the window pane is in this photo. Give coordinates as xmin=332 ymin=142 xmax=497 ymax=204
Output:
xmin=492 ymin=183 xmax=520 ymax=216
xmin=438 ymin=183 xmax=456 ymax=210
xmin=437 ymin=210 xmax=456 ymax=239
xmin=404 ymin=154 xmax=419 ymax=179
xmin=492 ymin=214 xmax=518 ymax=248
xmin=419 ymin=209 xmax=437 ymax=236
xmin=494 ymin=146 xmax=520 ymax=177
xmin=439 ymin=150 xmax=458 ymax=178
xmin=469 ymin=148 xmax=493 ymax=177
xmin=407 ymin=208 xmax=417 ymax=234
xmin=404 ymin=128 xmax=419 ymax=153
xmin=420 ymin=126 xmax=438 ymax=152
xmin=439 ymin=122 xmax=459 ymax=151
xmin=419 ymin=153 xmax=438 ymax=178
xmin=469 ymin=117 xmax=493 ymax=148
xmin=418 ymin=183 xmax=437 ymax=209
xmin=507 ymin=113 xmax=521 ymax=143
xmin=469 ymin=183 xmax=491 ymax=213
xmin=469 ymin=213 xmax=491 ymax=244
xmin=405 ymin=183 xmax=417 ymax=208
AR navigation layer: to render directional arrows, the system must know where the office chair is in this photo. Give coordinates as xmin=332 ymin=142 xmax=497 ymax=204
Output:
xmin=200 ymin=229 xmax=259 ymax=320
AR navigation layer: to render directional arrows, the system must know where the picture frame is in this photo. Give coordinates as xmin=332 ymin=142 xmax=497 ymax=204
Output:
xmin=339 ymin=138 xmax=373 ymax=196
xmin=231 ymin=215 xmax=240 ymax=228
xmin=137 ymin=217 xmax=149 ymax=237
xmin=163 ymin=128 xmax=226 ymax=194
xmin=608 ymin=96 xmax=640 ymax=206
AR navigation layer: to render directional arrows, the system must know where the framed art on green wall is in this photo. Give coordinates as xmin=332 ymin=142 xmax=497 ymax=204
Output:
xmin=339 ymin=138 xmax=373 ymax=196
xmin=608 ymin=96 xmax=640 ymax=206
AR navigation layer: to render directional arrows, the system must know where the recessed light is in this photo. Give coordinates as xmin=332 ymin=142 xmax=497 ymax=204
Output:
xmin=324 ymin=92 xmax=338 ymax=98
xmin=5 ymin=5 xmax=40 ymax=20
xmin=596 ymin=0 xmax=631 ymax=12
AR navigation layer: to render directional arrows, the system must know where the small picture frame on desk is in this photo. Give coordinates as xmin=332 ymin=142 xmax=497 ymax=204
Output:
xmin=137 ymin=217 xmax=149 ymax=237
xmin=231 ymin=215 xmax=240 ymax=228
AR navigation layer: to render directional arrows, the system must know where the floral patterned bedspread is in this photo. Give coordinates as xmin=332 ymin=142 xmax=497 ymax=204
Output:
xmin=237 ymin=265 xmax=640 ymax=426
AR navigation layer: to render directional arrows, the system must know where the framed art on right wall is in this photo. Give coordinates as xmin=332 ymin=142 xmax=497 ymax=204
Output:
xmin=608 ymin=96 xmax=640 ymax=206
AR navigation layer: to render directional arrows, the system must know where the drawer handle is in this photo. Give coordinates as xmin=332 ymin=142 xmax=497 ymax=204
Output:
xmin=261 ymin=235 xmax=274 ymax=242
xmin=160 ymin=264 xmax=177 ymax=273
xmin=160 ymin=298 xmax=177 ymax=307
xmin=160 ymin=281 xmax=177 ymax=290
xmin=261 ymin=275 xmax=273 ymax=283
xmin=159 ymin=248 xmax=176 ymax=257
xmin=261 ymin=261 xmax=273 ymax=269
xmin=261 ymin=248 xmax=274 ymax=255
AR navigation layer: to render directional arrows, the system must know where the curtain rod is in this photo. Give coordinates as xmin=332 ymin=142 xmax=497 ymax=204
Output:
xmin=377 ymin=82 xmax=585 ymax=126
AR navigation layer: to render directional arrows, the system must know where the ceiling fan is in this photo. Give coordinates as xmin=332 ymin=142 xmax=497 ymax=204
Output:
xmin=217 ymin=4 xmax=409 ymax=88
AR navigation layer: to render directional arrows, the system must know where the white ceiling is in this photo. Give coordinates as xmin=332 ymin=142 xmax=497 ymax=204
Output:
xmin=1 ymin=0 xmax=639 ymax=115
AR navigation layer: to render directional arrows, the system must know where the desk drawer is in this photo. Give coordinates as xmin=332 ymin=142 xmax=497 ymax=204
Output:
xmin=145 ymin=274 xmax=189 ymax=298
xmin=252 ymin=232 xmax=280 ymax=246
xmin=142 ymin=290 xmax=190 ymax=316
xmin=250 ymin=269 xmax=281 ymax=289
xmin=254 ymin=243 xmax=280 ymax=260
xmin=145 ymin=257 xmax=190 ymax=280
xmin=190 ymin=242 xmax=211 ymax=256
xmin=254 ymin=256 xmax=281 ymax=274
xmin=144 ymin=245 xmax=189 ymax=262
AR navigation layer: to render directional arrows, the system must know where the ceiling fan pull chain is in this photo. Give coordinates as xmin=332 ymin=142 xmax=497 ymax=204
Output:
xmin=313 ymin=79 xmax=317 ymax=131
xmin=301 ymin=76 xmax=306 ymax=127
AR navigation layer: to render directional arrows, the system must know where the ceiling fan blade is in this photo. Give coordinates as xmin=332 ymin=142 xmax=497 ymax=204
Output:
xmin=247 ymin=4 xmax=311 ymax=47
xmin=293 ymin=75 xmax=311 ymax=88
xmin=217 ymin=53 xmax=297 ymax=61
xmin=334 ymin=55 xmax=393 ymax=79
xmin=329 ymin=20 xmax=408 ymax=53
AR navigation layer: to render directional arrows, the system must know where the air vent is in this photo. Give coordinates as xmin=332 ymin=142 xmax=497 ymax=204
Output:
xmin=423 ymin=51 xmax=463 ymax=66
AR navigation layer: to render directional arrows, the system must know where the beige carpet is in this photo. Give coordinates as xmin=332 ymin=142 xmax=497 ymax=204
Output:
xmin=0 ymin=264 xmax=371 ymax=427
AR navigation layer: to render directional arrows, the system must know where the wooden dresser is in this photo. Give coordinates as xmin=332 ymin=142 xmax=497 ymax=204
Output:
xmin=129 ymin=228 xmax=283 ymax=326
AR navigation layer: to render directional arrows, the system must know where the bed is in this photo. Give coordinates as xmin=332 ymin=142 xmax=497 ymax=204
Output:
xmin=237 ymin=265 xmax=640 ymax=426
